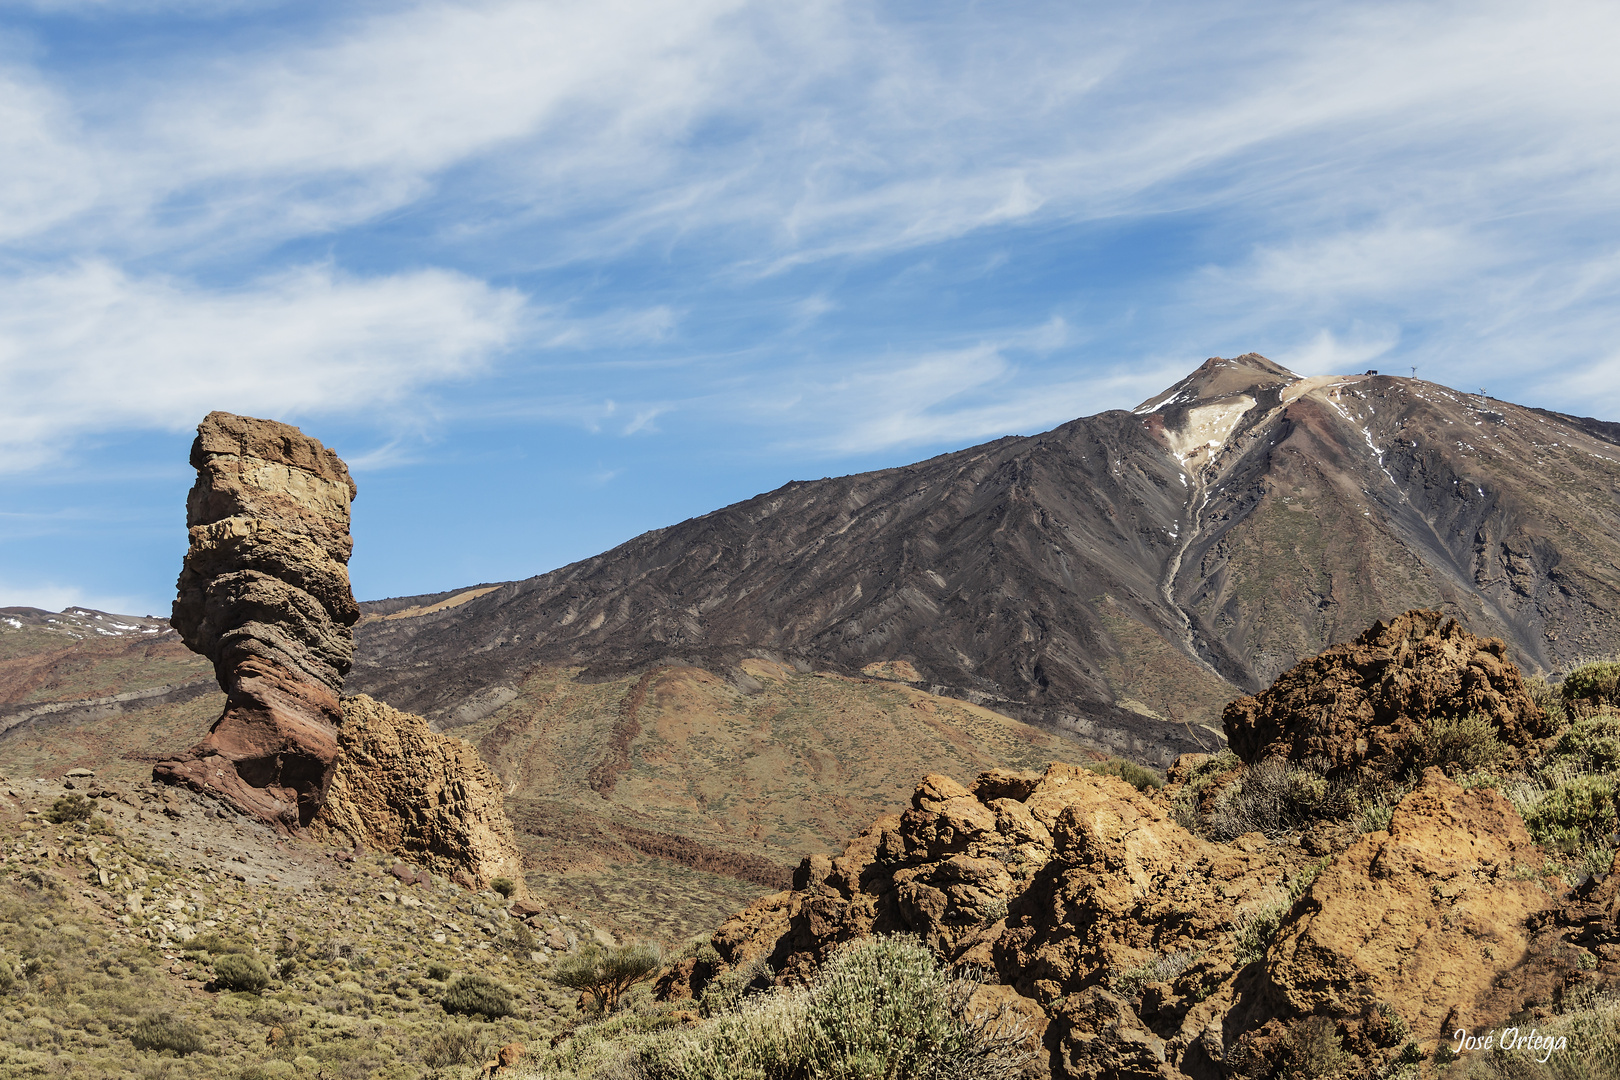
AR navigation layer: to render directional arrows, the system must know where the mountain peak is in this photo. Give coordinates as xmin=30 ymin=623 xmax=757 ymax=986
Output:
xmin=1133 ymin=353 xmax=1301 ymax=415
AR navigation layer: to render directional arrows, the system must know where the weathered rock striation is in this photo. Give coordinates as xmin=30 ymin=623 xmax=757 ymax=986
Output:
xmin=154 ymin=412 xmax=529 ymax=893
xmin=315 ymin=694 xmax=526 ymax=893
xmin=1222 ymin=609 xmax=1554 ymax=780
xmin=156 ymin=412 xmax=360 ymax=830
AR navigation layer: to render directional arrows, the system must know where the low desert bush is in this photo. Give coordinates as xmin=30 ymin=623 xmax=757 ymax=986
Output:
xmin=188 ymin=931 xmax=249 ymax=955
xmin=1564 ymin=662 xmax=1620 ymax=713
xmin=1276 ymin=1016 xmax=1352 ymax=1079
xmin=425 ymin=961 xmax=452 ymax=981
xmin=212 ymin=953 xmax=270 ymax=993
xmin=130 ymin=1013 xmax=205 ymax=1055
xmin=490 ymin=878 xmax=516 ymax=899
xmin=1544 ymin=714 xmax=1620 ymax=776
xmin=440 ymin=973 xmax=514 ymax=1019
xmin=1086 ymin=758 xmax=1164 ymax=791
xmin=43 ymin=795 xmax=94 ymax=825
xmin=1520 ymin=776 xmax=1618 ymax=851
xmin=1413 ymin=712 xmax=1509 ymax=775
xmin=548 ymin=942 xmax=662 ymax=1014
xmin=421 ymin=1023 xmax=487 ymax=1068
xmin=1526 ymin=675 xmax=1570 ymax=728
xmin=697 ymin=953 xmax=772 ymax=1019
xmin=632 ymin=936 xmax=1035 ymax=1080
xmin=1114 ymin=948 xmax=1202 ymax=999
xmin=1202 ymin=757 xmax=1351 ymax=840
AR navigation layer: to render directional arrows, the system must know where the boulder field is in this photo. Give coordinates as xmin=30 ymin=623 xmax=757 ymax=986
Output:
xmin=661 ymin=613 xmax=1613 ymax=1078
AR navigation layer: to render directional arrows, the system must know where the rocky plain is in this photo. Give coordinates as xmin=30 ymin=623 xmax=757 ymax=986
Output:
xmin=0 ymin=357 xmax=1618 ymax=1079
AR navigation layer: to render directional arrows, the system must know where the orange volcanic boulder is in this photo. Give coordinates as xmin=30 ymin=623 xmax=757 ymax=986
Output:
xmin=663 ymin=617 xmax=1602 ymax=1079
xmin=662 ymin=764 xmax=1311 ymax=1079
xmin=1222 ymin=609 xmax=1553 ymax=780
xmin=1227 ymin=769 xmax=1566 ymax=1067
xmin=156 ymin=412 xmax=360 ymax=830
xmin=314 ymin=694 xmax=526 ymax=893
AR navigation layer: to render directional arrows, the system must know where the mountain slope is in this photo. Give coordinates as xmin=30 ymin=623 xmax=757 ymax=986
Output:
xmin=350 ymin=355 xmax=1620 ymax=764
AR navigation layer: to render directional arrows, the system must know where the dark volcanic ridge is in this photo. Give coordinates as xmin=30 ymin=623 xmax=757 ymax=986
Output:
xmin=349 ymin=355 xmax=1620 ymax=766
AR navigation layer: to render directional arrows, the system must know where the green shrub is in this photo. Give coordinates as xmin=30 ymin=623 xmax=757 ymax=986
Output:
xmin=212 ymin=953 xmax=270 ymax=993
xmin=490 ymin=877 xmax=515 ymax=898
xmin=635 ymin=936 xmax=1035 ymax=1080
xmin=425 ymin=961 xmax=452 ymax=981
xmin=441 ymin=973 xmax=514 ymax=1019
xmin=0 ymin=962 xmax=12 ymax=993
xmin=1414 ymin=712 xmax=1509 ymax=774
xmin=1527 ymin=676 xmax=1570 ymax=727
xmin=1277 ymin=1016 xmax=1351 ymax=1079
xmin=130 ymin=1013 xmax=205 ymax=1055
xmin=1565 ymin=663 xmax=1620 ymax=709
xmin=1086 ymin=758 xmax=1164 ymax=791
xmin=1546 ymin=715 xmax=1620 ymax=775
xmin=1202 ymin=757 xmax=1350 ymax=840
xmin=43 ymin=795 xmax=94 ymax=824
xmin=549 ymin=942 xmax=663 ymax=1014
xmin=1523 ymin=776 xmax=1618 ymax=848
xmin=421 ymin=1024 xmax=487 ymax=1068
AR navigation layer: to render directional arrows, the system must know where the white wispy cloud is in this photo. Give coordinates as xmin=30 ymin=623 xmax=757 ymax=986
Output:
xmin=765 ymin=326 xmax=1184 ymax=456
xmin=0 ymin=261 xmax=525 ymax=471
xmin=3 ymin=0 xmax=1620 ymax=466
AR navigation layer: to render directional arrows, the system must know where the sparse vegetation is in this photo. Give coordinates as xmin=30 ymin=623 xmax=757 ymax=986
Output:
xmin=1231 ymin=858 xmax=1329 ymax=966
xmin=1086 ymin=757 xmax=1164 ymax=791
xmin=44 ymin=794 xmax=95 ymax=824
xmin=1451 ymin=989 xmax=1620 ymax=1079
xmin=1414 ymin=711 xmax=1509 ymax=775
xmin=521 ymin=936 xmax=1036 ymax=1080
xmin=1114 ymin=947 xmax=1202 ymax=999
xmin=548 ymin=941 xmax=663 ymax=1014
xmin=441 ymin=973 xmax=516 ymax=1019
xmin=1198 ymin=756 xmax=1352 ymax=841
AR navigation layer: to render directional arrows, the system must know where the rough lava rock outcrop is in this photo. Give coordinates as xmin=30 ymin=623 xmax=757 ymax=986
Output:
xmin=1221 ymin=609 xmax=1554 ymax=780
xmin=664 ymin=616 xmax=1607 ymax=1079
xmin=156 ymin=412 xmax=361 ymax=830
xmin=154 ymin=412 xmax=528 ymax=892
xmin=1225 ymin=769 xmax=1565 ymax=1074
xmin=314 ymin=694 xmax=526 ymax=892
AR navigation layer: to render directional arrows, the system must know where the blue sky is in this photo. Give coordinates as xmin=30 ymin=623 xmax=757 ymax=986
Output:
xmin=3 ymin=1 xmax=1619 ymax=616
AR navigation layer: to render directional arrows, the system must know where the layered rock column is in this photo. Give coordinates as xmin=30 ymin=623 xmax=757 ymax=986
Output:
xmin=155 ymin=411 xmax=360 ymax=831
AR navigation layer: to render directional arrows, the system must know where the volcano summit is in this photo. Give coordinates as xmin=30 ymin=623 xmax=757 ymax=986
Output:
xmin=350 ymin=354 xmax=1620 ymax=765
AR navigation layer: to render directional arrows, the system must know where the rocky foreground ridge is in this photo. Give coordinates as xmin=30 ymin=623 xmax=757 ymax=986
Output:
xmin=658 ymin=612 xmax=1619 ymax=1079
xmin=154 ymin=412 xmax=522 ymax=890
